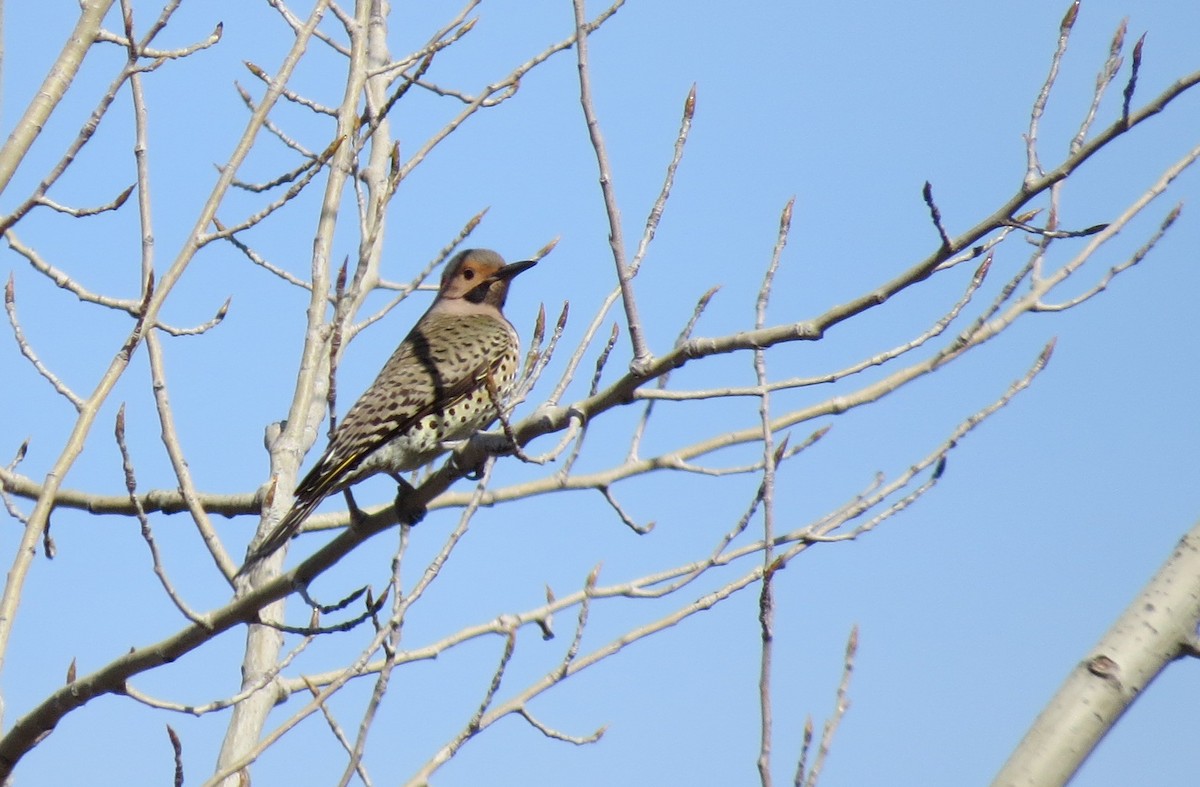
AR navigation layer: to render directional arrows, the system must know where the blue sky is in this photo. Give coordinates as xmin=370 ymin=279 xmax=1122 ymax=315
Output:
xmin=2 ymin=1 xmax=1200 ymax=785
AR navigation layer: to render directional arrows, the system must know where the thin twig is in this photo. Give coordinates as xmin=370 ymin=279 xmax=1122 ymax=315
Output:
xmin=167 ymin=725 xmax=184 ymax=787
xmin=1025 ymin=0 xmax=1079 ymax=186
xmin=36 ymin=184 xmax=134 ymax=217
xmin=630 ymin=84 xmax=696 ymax=274
xmin=95 ymin=20 xmax=222 ymax=60
xmin=1122 ymin=33 xmax=1145 ymax=126
xmin=518 ymin=708 xmax=605 ymax=744
xmin=233 ymin=80 xmax=320 ymax=157
xmin=368 ymin=6 xmax=479 ymax=82
xmin=0 ymin=442 xmax=32 ymax=528
xmin=215 ymin=217 xmax=314 ymax=290
xmin=627 ymin=285 xmax=719 ymax=459
xmin=390 ymin=1 xmax=626 ymax=189
xmin=572 ymin=0 xmax=651 ymax=371
xmin=114 ymin=404 xmax=203 ymax=622
xmin=589 ymin=322 xmax=619 ymax=397
xmin=755 ymin=197 xmax=792 ymax=787
xmin=801 ymin=626 xmax=857 ymax=787
xmin=638 ymin=255 xmax=990 ymax=402
xmin=4 ymin=275 xmax=84 ymax=410
xmin=599 ymin=486 xmax=653 ymax=534
xmin=1071 ymin=17 xmax=1127 ymax=155
xmin=267 ymin=0 xmax=349 ymax=56
xmin=922 ymin=182 xmax=952 ymax=250
xmin=243 ymin=59 xmax=337 ymax=116
xmin=6 ymin=230 xmax=230 ymax=335
xmin=1036 ymin=203 xmax=1181 ymax=311
xmin=306 ymin=676 xmax=374 ymax=787
xmin=205 ymin=136 xmax=343 ymax=244
xmin=350 ymin=209 xmax=488 ymax=339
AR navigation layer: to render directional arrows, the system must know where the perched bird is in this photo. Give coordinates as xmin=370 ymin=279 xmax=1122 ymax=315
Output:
xmin=245 ymin=249 xmax=535 ymax=566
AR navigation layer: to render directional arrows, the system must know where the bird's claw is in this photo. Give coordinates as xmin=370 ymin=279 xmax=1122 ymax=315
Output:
xmin=395 ymin=494 xmax=427 ymax=525
xmin=448 ymin=432 xmax=513 ymax=479
xmin=390 ymin=476 xmax=426 ymax=525
xmin=447 ymin=449 xmax=487 ymax=480
xmin=343 ymin=488 xmax=368 ymax=530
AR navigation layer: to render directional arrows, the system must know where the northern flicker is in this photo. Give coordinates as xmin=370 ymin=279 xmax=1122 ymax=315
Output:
xmin=245 ymin=249 xmax=535 ymax=565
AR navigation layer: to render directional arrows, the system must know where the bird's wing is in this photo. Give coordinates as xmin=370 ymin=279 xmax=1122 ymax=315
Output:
xmin=298 ymin=315 xmax=512 ymax=500
xmin=242 ymin=315 xmax=513 ymax=567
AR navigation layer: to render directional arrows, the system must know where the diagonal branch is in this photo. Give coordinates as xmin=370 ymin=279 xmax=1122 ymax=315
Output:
xmin=0 ymin=0 xmax=117 ymax=195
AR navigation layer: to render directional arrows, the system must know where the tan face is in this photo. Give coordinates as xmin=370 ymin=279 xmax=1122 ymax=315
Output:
xmin=440 ymin=250 xmax=508 ymax=300
xmin=438 ymin=250 xmax=535 ymax=308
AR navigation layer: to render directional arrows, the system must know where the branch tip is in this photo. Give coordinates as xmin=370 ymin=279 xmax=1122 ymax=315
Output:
xmin=773 ymin=434 xmax=791 ymax=465
xmin=534 ymin=236 xmax=560 ymax=260
xmin=1109 ymin=18 xmax=1128 ymax=57
xmin=114 ymin=183 xmax=136 ymax=209
xmin=321 ymin=135 xmax=345 ymax=160
xmin=780 ymin=196 xmax=795 ymax=230
xmin=335 ymin=257 xmax=348 ymax=294
xmin=463 ymin=206 xmax=487 ymax=234
xmin=244 ymin=60 xmax=267 ymax=80
xmin=1061 ymin=0 xmax=1080 ymax=32
xmin=122 ymin=4 xmax=135 ymax=43
xmin=1122 ymin=31 xmax=1146 ymax=123
xmin=534 ymin=303 xmax=546 ymax=338
xmin=167 ymin=724 xmax=184 ymax=787
xmin=974 ymin=253 xmax=994 ymax=284
xmin=1039 ymin=338 xmax=1058 ymax=365
xmin=12 ymin=438 xmax=29 ymax=465
xmin=922 ymin=181 xmax=951 ymax=249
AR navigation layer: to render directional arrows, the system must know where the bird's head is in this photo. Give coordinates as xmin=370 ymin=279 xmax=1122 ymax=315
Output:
xmin=438 ymin=248 xmax=536 ymax=309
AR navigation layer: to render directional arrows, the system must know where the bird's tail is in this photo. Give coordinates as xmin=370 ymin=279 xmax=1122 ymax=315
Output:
xmin=239 ymin=492 xmax=325 ymax=573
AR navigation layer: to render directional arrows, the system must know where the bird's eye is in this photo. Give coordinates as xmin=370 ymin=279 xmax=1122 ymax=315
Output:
xmin=462 ymin=269 xmax=475 ymax=281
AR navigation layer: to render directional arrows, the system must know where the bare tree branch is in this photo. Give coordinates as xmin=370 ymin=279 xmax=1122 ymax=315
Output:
xmin=0 ymin=0 xmax=116 ymax=195
xmin=993 ymin=521 xmax=1200 ymax=786
xmin=572 ymin=0 xmax=651 ymax=372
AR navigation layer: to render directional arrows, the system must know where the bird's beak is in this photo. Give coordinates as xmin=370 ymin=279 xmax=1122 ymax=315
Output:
xmin=490 ymin=259 xmax=537 ymax=282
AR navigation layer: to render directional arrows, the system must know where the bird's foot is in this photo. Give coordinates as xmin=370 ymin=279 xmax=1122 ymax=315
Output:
xmin=447 ymin=432 xmax=513 ymax=479
xmin=473 ymin=431 xmax=516 ymax=455
xmin=390 ymin=475 xmax=426 ymax=525
xmin=447 ymin=450 xmax=487 ymax=480
xmin=343 ymin=487 xmax=368 ymax=530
